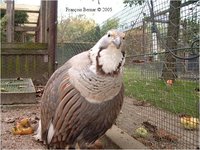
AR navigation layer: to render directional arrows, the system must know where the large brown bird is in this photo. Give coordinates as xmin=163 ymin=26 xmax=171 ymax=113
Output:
xmin=34 ymin=29 xmax=126 ymax=149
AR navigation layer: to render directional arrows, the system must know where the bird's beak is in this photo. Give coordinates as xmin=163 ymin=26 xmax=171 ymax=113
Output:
xmin=112 ymin=37 xmax=121 ymax=49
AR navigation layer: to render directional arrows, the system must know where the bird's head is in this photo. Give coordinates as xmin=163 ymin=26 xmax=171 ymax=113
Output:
xmin=98 ymin=29 xmax=125 ymax=50
xmin=89 ymin=29 xmax=126 ymax=76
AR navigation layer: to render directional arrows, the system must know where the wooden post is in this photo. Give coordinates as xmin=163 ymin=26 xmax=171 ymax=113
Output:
xmin=48 ymin=1 xmax=57 ymax=75
xmin=142 ymin=19 xmax=146 ymax=60
xmin=35 ymin=28 xmax=39 ymax=42
xmin=6 ymin=0 xmax=15 ymax=42
xmin=35 ymin=5 xmax=40 ymax=43
xmin=45 ymin=1 xmax=49 ymax=43
xmin=39 ymin=0 xmax=46 ymax=43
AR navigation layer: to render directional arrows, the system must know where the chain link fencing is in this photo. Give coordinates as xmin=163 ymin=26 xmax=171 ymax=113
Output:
xmin=56 ymin=0 xmax=199 ymax=149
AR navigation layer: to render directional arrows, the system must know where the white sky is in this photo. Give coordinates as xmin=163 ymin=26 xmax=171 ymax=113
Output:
xmin=14 ymin=0 xmax=125 ymax=24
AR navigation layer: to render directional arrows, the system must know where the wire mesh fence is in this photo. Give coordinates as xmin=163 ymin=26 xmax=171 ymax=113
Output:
xmin=120 ymin=60 xmax=199 ymax=149
xmin=57 ymin=0 xmax=199 ymax=149
xmin=1 ymin=0 xmax=199 ymax=149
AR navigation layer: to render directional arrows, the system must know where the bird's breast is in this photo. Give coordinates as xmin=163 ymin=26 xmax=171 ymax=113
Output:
xmin=68 ymin=67 xmax=123 ymax=103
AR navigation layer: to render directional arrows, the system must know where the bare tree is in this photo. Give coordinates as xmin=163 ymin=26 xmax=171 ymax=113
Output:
xmin=161 ymin=0 xmax=181 ymax=81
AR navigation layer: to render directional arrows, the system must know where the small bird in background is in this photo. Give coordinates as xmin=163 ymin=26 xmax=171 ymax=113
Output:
xmin=34 ymin=29 xmax=126 ymax=149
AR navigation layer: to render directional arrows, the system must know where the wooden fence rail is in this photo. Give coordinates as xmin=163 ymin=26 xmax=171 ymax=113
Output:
xmin=1 ymin=43 xmax=49 ymax=84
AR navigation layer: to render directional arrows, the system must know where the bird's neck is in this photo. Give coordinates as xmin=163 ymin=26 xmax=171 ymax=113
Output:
xmin=89 ymin=46 xmax=125 ymax=76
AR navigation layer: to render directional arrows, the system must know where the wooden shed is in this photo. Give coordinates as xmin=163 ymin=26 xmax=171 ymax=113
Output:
xmin=1 ymin=0 xmax=57 ymax=84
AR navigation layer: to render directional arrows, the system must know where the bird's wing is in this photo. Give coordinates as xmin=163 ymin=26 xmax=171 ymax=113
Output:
xmin=51 ymin=81 xmax=124 ymax=147
xmin=40 ymin=50 xmax=124 ymax=147
xmin=40 ymin=51 xmax=91 ymax=143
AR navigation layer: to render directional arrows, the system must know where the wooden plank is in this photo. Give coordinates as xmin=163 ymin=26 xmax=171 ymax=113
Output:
xmin=19 ymin=55 xmax=25 ymax=76
xmin=2 ymin=43 xmax=48 ymax=50
xmin=6 ymin=0 xmax=14 ymax=42
xmin=16 ymin=55 xmax=20 ymax=75
xmin=15 ymin=9 xmax=39 ymax=13
xmin=1 ymin=56 xmax=7 ymax=77
xmin=39 ymin=0 xmax=46 ymax=42
xmin=35 ymin=5 xmax=40 ymax=42
xmin=0 ymin=8 xmax=39 ymax=13
xmin=45 ymin=1 xmax=49 ymax=43
xmin=1 ymin=50 xmax=48 ymax=55
xmin=28 ymin=55 xmax=34 ymax=77
xmin=7 ymin=55 xmax=16 ymax=77
xmin=48 ymin=1 xmax=57 ymax=74
xmin=24 ymin=22 xmax=38 ymax=24
xmin=32 ymin=56 xmax=37 ymax=76
xmin=1 ymin=54 xmax=49 ymax=83
xmin=15 ymin=26 xmax=39 ymax=32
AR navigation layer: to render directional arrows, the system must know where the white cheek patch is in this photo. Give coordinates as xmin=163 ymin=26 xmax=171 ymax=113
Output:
xmin=99 ymin=49 xmax=123 ymax=74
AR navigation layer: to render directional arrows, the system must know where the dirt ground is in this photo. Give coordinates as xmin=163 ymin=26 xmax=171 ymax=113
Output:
xmin=116 ymin=97 xmax=199 ymax=149
xmin=1 ymin=103 xmax=46 ymax=149
xmin=1 ymin=97 xmax=198 ymax=149
xmin=0 ymin=99 xmax=118 ymax=150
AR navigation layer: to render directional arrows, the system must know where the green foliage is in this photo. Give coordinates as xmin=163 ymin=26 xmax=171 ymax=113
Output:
xmin=75 ymin=25 xmax=101 ymax=42
xmin=75 ymin=18 xmax=119 ymax=42
xmin=57 ymin=15 xmax=96 ymax=43
xmin=1 ymin=10 xmax=28 ymax=25
xmin=181 ymin=18 xmax=199 ymax=46
xmin=0 ymin=10 xmax=28 ymax=42
xmin=100 ymin=18 xmax=119 ymax=36
xmin=13 ymin=11 xmax=30 ymax=42
xmin=1 ymin=10 xmax=6 ymax=18
xmin=123 ymin=0 xmax=145 ymax=7
xmin=1 ymin=15 xmax=7 ymax=42
xmin=14 ymin=11 xmax=28 ymax=25
xmin=57 ymin=16 xmax=119 ymax=43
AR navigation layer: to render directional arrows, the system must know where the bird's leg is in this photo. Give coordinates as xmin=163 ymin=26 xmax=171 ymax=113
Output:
xmin=86 ymin=140 xmax=103 ymax=149
xmin=66 ymin=143 xmax=78 ymax=150
xmin=77 ymin=141 xmax=88 ymax=149
xmin=68 ymin=145 xmax=75 ymax=149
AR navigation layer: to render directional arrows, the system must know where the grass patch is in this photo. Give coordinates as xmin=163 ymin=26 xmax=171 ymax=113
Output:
xmin=123 ymin=67 xmax=199 ymax=117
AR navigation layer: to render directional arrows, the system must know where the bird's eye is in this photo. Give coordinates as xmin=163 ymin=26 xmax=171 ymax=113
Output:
xmin=123 ymin=37 xmax=125 ymax=40
xmin=108 ymin=34 xmax=111 ymax=37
